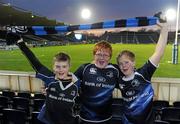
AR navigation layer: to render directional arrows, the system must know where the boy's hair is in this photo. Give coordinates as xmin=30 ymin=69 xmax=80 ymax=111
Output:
xmin=53 ymin=52 xmax=71 ymax=65
xmin=93 ymin=41 xmax=112 ymax=58
xmin=116 ymin=50 xmax=135 ymax=64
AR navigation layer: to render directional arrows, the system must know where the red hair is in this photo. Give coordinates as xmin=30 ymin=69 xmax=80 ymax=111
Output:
xmin=93 ymin=41 xmax=112 ymax=58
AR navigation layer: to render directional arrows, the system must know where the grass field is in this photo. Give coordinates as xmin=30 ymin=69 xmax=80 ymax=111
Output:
xmin=0 ymin=44 xmax=180 ymax=78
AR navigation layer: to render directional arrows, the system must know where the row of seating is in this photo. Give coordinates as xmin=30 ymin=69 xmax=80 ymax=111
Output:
xmin=0 ymin=90 xmax=46 ymax=100
xmin=1 ymin=91 xmax=180 ymax=124
xmin=0 ymin=96 xmax=45 ymax=114
xmin=0 ymin=109 xmax=44 ymax=124
xmin=111 ymin=99 xmax=180 ymax=124
xmin=0 ymin=91 xmax=45 ymax=124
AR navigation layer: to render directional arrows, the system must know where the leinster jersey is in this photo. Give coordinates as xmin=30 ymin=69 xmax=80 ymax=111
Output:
xmin=118 ymin=60 xmax=156 ymax=124
xmin=17 ymin=42 xmax=79 ymax=124
xmin=37 ymin=73 xmax=79 ymax=124
xmin=75 ymin=63 xmax=122 ymax=123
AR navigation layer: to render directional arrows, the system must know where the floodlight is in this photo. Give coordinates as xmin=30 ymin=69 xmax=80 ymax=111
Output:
xmin=165 ymin=9 xmax=176 ymax=21
xmin=81 ymin=8 xmax=91 ymax=19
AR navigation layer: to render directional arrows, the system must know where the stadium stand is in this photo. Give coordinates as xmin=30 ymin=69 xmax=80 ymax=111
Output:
xmin=0 ymin=2 xmax=64 ymax=26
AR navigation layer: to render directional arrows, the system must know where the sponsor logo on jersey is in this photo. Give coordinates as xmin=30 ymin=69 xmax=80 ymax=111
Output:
xmin=59 ymin=93 xmax=65 ymax=97
xmin=89 ymin=68 xmax=97 ymax=74
xmin=97 ymin=76 xmax=106 ymax=82
xmin=131 ymin=79 xmax=140 ymax=87
xmin=106 ymin=71 xmax=113 ymax=78
xmin=71 ymin=91 xmax=76 ymax=96
xmin=126 ymin=90 xmax=135 ymax=96
xmin=50 ymin=87 xmax=56 ymax=92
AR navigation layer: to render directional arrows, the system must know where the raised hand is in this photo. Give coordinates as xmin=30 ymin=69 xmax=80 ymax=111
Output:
xmin=6 ymin=32 xmax=22 ymax=45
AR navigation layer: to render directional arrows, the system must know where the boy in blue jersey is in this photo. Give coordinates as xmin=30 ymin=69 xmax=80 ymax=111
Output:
xmin=75 ymin=41 xmax=123 ymax=124
xmin=116 ymin=23 xmax=168 ymax=124
xmin=6 ymin=33 xmax=79 ymax=124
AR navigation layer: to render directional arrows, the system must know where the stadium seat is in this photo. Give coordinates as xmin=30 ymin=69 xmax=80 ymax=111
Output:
xmin=154 ymin=120 xmax=169 ymax=124
xmin=31 ymin=111 xmax=45 ymax=124
xmin=0 ymin=96 xmax=9 ymax=110
xmin=2 ymin=108 xmax=28 ymax=124
xmin=0 ymin=96 xmax=9 ymax=123
xmin=17 ymin=92 xmax=31 ymax=99
xmin=33 ymin=93 xmax=46 ymax=99
xmin=33 ymin=99 xmax=45 ymax=111
xmin=111 ymin=98 xmax=124 ymax=124
xmin=12 ymin=97 xmax=30 ymax=115
xmin=173 ymin=101 xmax=180 ymax=108
xmin=2 ymin=90 xmax=15 ymax=101
xmin=153 ymin=100 xmax=169 ymax=120
xmin=153 ymin=100 xmax=169 ymax=109
xmin=111 ymin=103 xmax=124 ymax=124
xmin=0 ymin=96 xmax=8 ymax=116
xmin=161 ymin=107 xmax=180 ymax=124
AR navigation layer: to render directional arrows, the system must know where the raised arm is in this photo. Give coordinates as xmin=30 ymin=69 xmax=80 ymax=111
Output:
xmin=149 ymin=23 xmax=168 ymax=66
xmin=17 ymin=40 xmax=44 ymax=72
xmin=6 ymin=33 xmax=49 ymax=73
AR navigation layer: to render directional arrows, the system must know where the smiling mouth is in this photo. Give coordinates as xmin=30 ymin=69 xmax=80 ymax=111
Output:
xmin=122 ymin=69 xmax=128 ymax=72
xmin=56 ymin=72 xmax=64 ymax=76
xmin=99 ymin=61 xmax=105 ymax=65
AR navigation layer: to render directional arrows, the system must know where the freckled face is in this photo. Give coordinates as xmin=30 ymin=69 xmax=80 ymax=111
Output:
xmin=118 ymin=55 xmax=135 ymax=77
xmin=94 ymin=50 xmax=111 ymax=69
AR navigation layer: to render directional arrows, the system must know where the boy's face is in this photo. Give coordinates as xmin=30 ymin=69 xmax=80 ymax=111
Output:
xmin=118 ymin=55 xmax=135 ymax=77
xmin=53 ymin=61 xmax=70 ymax=79
xmin=94 ymin=49 xmax=111 ymax=69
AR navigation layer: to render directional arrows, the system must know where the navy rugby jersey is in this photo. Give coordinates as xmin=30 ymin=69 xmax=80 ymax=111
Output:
xmin=17 ymin=42 xmax=79 ymax=124
xmin=37 ymin=73 xmax=79 ymax=124
xmin=118 ymin=60 xmax=156 ymax=124
xmin=75 ymin=63 xmax=122 ymax=123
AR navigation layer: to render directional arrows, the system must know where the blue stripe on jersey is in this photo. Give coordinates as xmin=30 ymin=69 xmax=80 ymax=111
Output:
xmin=125 ymin=84 xmax=153 ymax=116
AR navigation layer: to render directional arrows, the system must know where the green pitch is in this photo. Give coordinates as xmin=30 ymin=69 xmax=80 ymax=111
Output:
xmin=0 ymin=44 xmax=179 ymax=78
